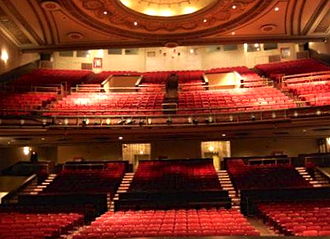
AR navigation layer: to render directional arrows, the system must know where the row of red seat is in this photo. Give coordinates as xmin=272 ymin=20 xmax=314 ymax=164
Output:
xmin=0 ymin=92 xmax=57 ymax=116
xmin=44 ymin=92 xmax=164 ymax=116
xmin=258 ymin=200 xmax=330 ymax=236
xmin=0 ymin=212 xmax=83 ymax=239
xmin=72 ymin=208 xmax=260 ymax=238
xmin=178 ymin=87 xmax=296 ymax=114
xmin=130 ymin=160 xmax=221 ymax=192
xmin=255 ymin=59 xmax=330 ymax=78
xmin=227 ymin=160 xmax=312 ymax=190
xmin=286 ymin=78 xmax=330 ymax=106
xmin=10 ymin=69 xmax=92 ymax=88
xmin=43 ymin=163 xmax=126 ymax=197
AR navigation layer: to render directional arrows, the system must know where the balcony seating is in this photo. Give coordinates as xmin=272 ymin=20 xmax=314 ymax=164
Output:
xmin=73 ymin=208 xmax=260 ymax=238
xmin=255 ymin=59 xmax=330 ymax=78
xmin=0 ymin=92 xmax=57 ymax=116
xmin=227 ymin=159 xmax=312 ymax=190
xmin=0 ymin=210 xmax=84 ymax=239
xmin=89 ymin=71 xmax=141 ymax=84
xmin=142 ymin=70 xmax=204 ymax=84
xmin=9 ymin=69 xmax=92 ymax=89
xmin=130 ymin=159 xmax=221 ymax=192
xmin=207 ymin=66 xmax=267 ymax=87
xmin=258 ymin=200 xmax=330 ymax=236
xmin=43 ymin=162 xmax=126 ymax=198
xmin=178 ymin=87 xmax=296 ymax=114
xmin=115 ymin=159 xmax=230 ymax=210
xmin=286 ymin=78 xmax=330 ymax=106
xmin=45 ymin=92 xmax=164 ymax=116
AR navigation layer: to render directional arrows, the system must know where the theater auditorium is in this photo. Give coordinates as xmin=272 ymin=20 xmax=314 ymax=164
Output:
xmin=0 ymin=0 xmax=330 ymax=238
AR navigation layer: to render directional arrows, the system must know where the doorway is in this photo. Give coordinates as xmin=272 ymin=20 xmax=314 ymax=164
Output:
xmin=201 ymin=141 xmax=231 ymax=170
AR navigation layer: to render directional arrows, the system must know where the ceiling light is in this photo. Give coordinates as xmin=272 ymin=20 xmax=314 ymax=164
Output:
xmin=231 ymin=32 xmax=236 ymax=35
xmin=208 ymin=146 xmax=215 ymax=152
xmin=134 ymin=21 xmax=138 ymax=26
xmin=23 ymin=146 xmax=31 ymax=155
xmin=118 ymin=136 xmax=123 ymax=140
xmin=232 ymin=5 xmax=237 ymax=9
xmin=222 ymin=134 xmax=226 ymax=137
xmin=203 ymin=19 xmax=208 ymax=23
xmin=41 ymin=138 xmax=45 ymax=141
xmin=274 ymin=7 xmax=280 ymax=12
xmin=103 ymin=11 xmax=108 ymax=15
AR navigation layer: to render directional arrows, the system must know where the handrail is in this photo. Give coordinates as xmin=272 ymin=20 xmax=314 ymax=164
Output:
xmin=282 ymin=71 xmax=330 ymax=81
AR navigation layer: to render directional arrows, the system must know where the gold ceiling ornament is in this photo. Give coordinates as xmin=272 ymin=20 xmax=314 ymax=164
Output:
xmin=61 ymin=0 xmax=271 ymax=40
xmin=119 ymin=0 xmax=217 ymax=17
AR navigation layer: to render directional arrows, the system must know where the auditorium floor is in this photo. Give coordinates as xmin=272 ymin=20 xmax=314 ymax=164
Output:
xmin=247 ymin=217 xmax=279 ymax=236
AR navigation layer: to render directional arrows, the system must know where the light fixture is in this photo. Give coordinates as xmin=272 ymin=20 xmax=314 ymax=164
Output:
xmin=189 ymin=49 xmax=195 ymax=54
xmin=274 ymin=7 xmax=280 ymax=11
xmin=147 ymin=118 xmax=152 ymax=125
xmin=1 ymin=49 xmax=9 ymax=62
xmin=133 ymin=21 xmax=138 ymax=26
xmin=294 ymin=111 xmax=298 ymax=117
xmin=231 ymin=32 xmax=236 ymax=35
xmin=23 ymin=146 xmax=31 ymax=156
xmin=20 ymin=119 xmax=25 ymax=125
xmin=139 ymin=150 xmax=144 ymax=155
xmin=316 ymin=110 xmax=321 ymax=116
xmin=103 ymin=11 xmax=108 ymax=15
xmin=106 ymin=118 xmax=111 ymax=125
xmin=64 ymin=118 xmax=69 ymax=125
xmin=232 ymin=5 xmax=237 ymax=9
xmin=222 ymin=134 xmax=226 ymax=137
xmin=118 ymin=136 xmax=123 ymax=140
xmin=203 ymin=19 xmax=208 ymax=23
xmin=41 ymin=138 xmax=45 ymax=141
xmin=188 ymin=117 xmax=193 ymax=124
xmin=208 ymin=145 xmax=215 ymax=152
xmin=272 ymin=112 xmax=276 ymax=118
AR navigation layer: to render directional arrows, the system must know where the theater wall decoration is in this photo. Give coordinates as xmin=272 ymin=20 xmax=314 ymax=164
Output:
xmin=0 ymin=0 xmax=328 ymax=52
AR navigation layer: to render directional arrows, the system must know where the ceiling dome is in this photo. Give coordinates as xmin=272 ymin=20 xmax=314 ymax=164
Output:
xmin=119 ymin=0 xmax=217 ymax=17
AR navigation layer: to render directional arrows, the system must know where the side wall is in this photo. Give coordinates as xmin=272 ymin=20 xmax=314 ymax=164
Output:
xmin=0 ymin=31 xmax=39 ymax=75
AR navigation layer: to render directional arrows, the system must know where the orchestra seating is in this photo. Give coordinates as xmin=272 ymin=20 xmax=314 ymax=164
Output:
xmin=178 ymin=87 xmax=296 ymax=114
xmin=8 ymin=69 xmax=92 ymax=88
xmin=258 ymin=200 xmax=330 ymax=236
xmin=44 ymin=92 xmax=164 ymax=116
xmin=115 ymin=159 xmax=230 ymax=210
xmin=255 ymin=59 xmax=330 ymax=79
xmin=227 ymin=159 xmax=312 ymax=190
xmin=0 ymin=208 xmax=84 ymax=239
xmin=43 ymin=162 xmax=126 ymax=198
xmin=0 ymin=92 xmax=57 ymax=116
xmin=286 ymin=77 xmax=330 ymax=106
xmin=72 ymin=208 xmax=260 ymax=238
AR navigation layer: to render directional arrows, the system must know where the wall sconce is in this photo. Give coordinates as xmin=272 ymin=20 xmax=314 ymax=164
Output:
xmin=1 ymin=49 xmax=9 ymax=63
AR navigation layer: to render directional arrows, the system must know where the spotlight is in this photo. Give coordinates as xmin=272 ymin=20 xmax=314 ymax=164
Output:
xmin=125 ymin=118 xmax=134 ymax=125
xmin=118 ymin=119 xmax=125 ymax=125
xmin=139 ymin=119 xmax=145 ymax=126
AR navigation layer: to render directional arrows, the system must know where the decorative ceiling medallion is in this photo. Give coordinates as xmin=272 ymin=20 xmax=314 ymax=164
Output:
xmin=60 ymin=0 xmax=272 ymax=40
xmin=260 ymin=24 xmax=277 ymax=32
xmin=164 ymin=42 xmax=179 ymax=48
xmin=67 ymin=32 xmax=84 ymax=40
xmin=41 ymin=1 xmax=61 ymax=11
xmin=118 ymin=0 xmax=217 ymax=17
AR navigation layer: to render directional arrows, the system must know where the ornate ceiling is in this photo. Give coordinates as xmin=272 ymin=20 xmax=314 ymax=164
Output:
xmin=118 ymin=0 xmax=217 ymax=17
xmin=0 ymin=0 xmax=328 ymax=52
